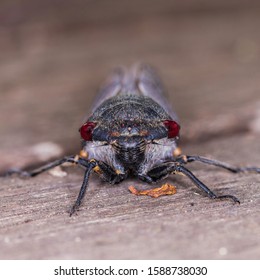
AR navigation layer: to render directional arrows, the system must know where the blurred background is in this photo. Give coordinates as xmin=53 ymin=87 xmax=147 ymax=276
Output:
xmin=1 ymin=0 xmax=260 ymax=169
xmin=1 ymin=0 xmax=260 ymax=260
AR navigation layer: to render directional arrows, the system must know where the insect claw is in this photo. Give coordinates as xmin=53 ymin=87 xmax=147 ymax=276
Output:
xmin=69 ymin=204 xmax=79 ymax=216
xmin=214 ymin=195 xmax=240 ymax=204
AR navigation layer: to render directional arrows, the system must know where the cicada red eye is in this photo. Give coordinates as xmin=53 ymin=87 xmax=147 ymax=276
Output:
xmin=79 ymin=122 xmax=96 ymax=141
xmin=163 ymin=120 xmax=180 ymax=138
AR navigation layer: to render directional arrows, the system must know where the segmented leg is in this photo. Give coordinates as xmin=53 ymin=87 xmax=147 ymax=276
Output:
xmin=3 ymin=155 xmax=87 ymax=177
xmin=3 ymin=155 xmax=127 ymax=215
xmin=142 ymin=162 xmax=240 ymax=203
xmin=175 ymin=165 xmax=240 ymax=203
xmin=69 ymin=160 xmax=97 ymax=216
xmin=69 ymin=160 xmax=126 ymax=215
xmin=176 ymin=155 xmax=260 ymax=173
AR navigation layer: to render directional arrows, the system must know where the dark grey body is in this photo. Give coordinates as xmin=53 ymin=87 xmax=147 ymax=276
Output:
xmin=8 ymin=64 xmax=258 ymax=215
xmin=83 ymin=64 xmax=179 ymax=176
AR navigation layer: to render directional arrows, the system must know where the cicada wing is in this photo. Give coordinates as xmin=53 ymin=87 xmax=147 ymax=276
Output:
xmin=91 ymin=63 xmax=178 ymax=122
xmin=135 ymin=63 xmax=178 ymax=122
xmin=91 ymin=67 xmax=125 ymax=112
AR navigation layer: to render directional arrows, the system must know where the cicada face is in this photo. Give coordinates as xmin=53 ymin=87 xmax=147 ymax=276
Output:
xmin=80 ymin=90 xmax=180 ymax=173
